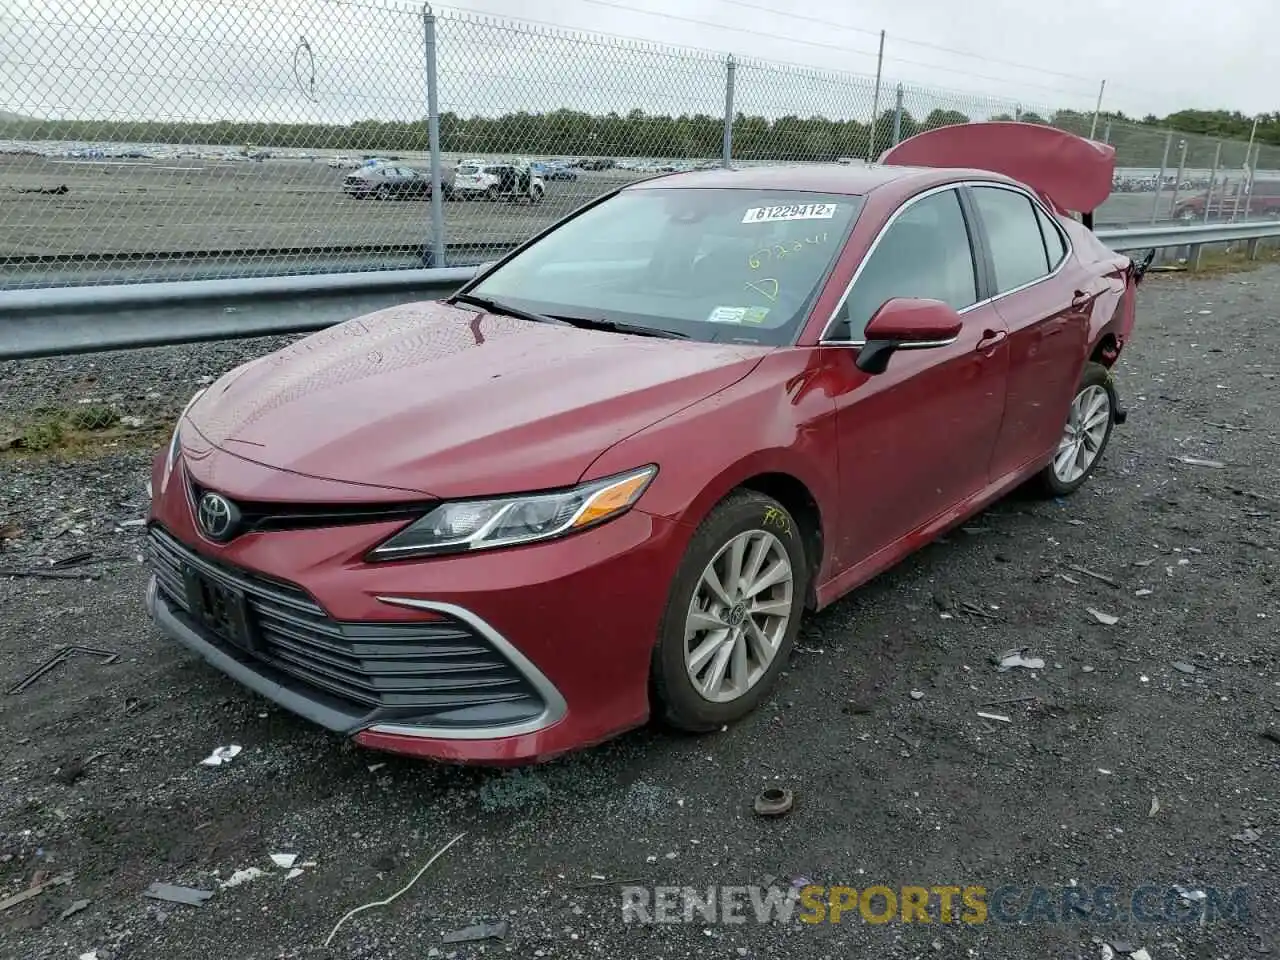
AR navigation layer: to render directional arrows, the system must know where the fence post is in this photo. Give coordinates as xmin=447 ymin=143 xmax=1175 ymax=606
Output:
xmin=1088 ymin=79 xmax=1106 ymax=140
xmin=1169 ymin=138 xmax=1187 ymax=218
xmin=1243 ymin=142 xmax=1259 ymax=220
xmin=1203 ymin=140 xmax=1222 ymax=224
xmin=1150 ymin=131 xmax=1171 ymax=224
xmin=422 ymin=4 xmax=446 ymax=269
xmin=721 ymin=55 xmax=736 ymax=169
xmin=1235 ymin=116 xmax=1259 ymax=222
xmin=1102 ymin=120 xmax=1112 ymax=144
xmin=891 ymin=84 xmax=904 ymax=145
xmin=866 ymin=30 xmax=885 ymax=164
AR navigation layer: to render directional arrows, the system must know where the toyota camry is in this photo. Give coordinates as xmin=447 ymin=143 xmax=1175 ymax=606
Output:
xmin=145 ymin=122 xmax=1150 ymax=764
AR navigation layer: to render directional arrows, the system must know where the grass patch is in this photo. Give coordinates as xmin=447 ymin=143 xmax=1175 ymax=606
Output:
xmin=1 ymin=406 xmax=170 ymax=461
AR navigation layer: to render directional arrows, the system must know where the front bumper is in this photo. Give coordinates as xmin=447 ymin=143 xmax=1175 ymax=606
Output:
xmin=145 ymin=456 xmax=688 ymax=764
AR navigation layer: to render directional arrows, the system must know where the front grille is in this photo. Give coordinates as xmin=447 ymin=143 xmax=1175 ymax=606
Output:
xmin=185 ymin=472 xmax=430 ymax=536
xmin=148 ymin=525 xmax=545 ymax=726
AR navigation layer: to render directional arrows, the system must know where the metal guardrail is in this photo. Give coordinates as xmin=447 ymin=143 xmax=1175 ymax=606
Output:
xmin=3 ymin=221 xmax=1278 ymax=362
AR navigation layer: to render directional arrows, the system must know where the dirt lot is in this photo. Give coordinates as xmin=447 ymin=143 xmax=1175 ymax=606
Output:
xmin=0 ymin=266 xmax=1278 ymax=960
xmin=2 ymin=154 xmax=1179 ymax=272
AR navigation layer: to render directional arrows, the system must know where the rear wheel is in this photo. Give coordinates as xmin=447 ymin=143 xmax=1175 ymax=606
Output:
xmin=651 ymin=490 xmax=808 ymax=732
xmin=375 ymin=184 xmax=392 ymax=201
xmin=530 ymin=185 xmax=545 ymax=204
xmin=1033 ymin=362 xmax=1116 ymax=497
xmin=485 ymin=185 xmax=499 ymax=202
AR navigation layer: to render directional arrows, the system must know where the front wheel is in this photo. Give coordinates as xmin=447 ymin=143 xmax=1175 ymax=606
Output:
xmin=1033 ymin=362 xmax=1116 ymax=497
xmin=651 ymin=490 xmax=808 ymax=732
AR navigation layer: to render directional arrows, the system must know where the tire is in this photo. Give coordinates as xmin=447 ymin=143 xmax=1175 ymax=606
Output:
xmin=1032 ymin=361 xmax=1117 ymax=498
xmin=375 ymin=185 xmax=392 ymax=201
xmin=651 ymin=490 xmax=809 ymax=732
xmin=530 ymin=185 xmax=544 ymax=204
xmin=485 ymin=185 xmax=499 ymax=202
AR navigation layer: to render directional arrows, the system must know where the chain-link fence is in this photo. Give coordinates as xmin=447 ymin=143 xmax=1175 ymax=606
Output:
xmin=3 ymin=0 xmax=1279 ymax=290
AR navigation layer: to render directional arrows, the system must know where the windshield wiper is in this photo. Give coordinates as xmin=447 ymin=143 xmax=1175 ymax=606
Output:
xmin=450 ymin=293 xmax=570 ymax=327
xmin=547 ymin=315 xmax=689 ymax=340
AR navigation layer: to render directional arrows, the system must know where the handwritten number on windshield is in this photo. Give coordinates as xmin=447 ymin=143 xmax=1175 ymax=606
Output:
xmin=748 ymin=232 xmax=829 ymax=269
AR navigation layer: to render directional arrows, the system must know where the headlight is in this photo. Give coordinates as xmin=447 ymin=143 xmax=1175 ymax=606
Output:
xmin=161 ymin=387 xmax=207 ymax=494
xmin=367 ymin=465 xmax=657 ymax=560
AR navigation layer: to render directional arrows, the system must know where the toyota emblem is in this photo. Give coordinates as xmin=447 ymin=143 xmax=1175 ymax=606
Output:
xmin=197 ymin=492 xmax=239 ymax=541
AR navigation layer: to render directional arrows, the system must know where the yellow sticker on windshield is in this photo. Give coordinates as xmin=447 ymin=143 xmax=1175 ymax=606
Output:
xmin=707 ymin=306 xmax=770 ymax=324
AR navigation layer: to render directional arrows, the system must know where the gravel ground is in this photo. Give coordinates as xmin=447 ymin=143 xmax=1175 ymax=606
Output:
xmin=1 ymin=266 xmax=1278 ymax=959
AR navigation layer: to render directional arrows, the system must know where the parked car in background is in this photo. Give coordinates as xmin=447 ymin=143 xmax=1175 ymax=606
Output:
xmin=342 ymin=164 xmax=454 ymax=200
xmin=453 ymin=161 xmax=545 ymax=202
xmin=146 ymin=122 xmax=1148 ymax=765
xmin=1172 ymin=178 xmax=1280 ymax=221
xmin=541 ymin=162 xmax=579 ymax=181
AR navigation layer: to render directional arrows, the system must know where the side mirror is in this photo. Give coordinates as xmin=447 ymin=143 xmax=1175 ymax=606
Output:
xmin=855 ymin=298 xmax=963 ymax=375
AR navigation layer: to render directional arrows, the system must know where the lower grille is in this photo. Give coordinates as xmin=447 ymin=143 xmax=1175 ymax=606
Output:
xmin=147 ymin=525 xmax=545 ymax=726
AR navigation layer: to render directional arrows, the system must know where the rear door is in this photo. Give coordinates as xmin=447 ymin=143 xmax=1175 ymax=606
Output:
xmin=964 ymin=183 xmax=1091 ymax=482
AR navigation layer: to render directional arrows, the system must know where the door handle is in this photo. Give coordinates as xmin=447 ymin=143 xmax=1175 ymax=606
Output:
xmin=976 ymin=329 xmax=1007 ymax=351
xmin=1071 ymin=289 xmax=1096 ymax=310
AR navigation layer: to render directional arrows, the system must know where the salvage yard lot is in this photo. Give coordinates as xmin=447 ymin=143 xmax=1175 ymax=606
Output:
xmin=1 ymin=267 xmax=1278 ymax=959
xmin=0 ymin=153 xmax=1179 ymax=269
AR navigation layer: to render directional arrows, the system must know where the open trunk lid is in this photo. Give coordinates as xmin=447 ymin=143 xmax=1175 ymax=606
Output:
xmin=879 ymin=121 xmax=1116 ymax=219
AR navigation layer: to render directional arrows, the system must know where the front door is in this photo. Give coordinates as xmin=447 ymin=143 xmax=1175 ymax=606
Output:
xmin=825 ymin=186 xmax=1010 ymax=569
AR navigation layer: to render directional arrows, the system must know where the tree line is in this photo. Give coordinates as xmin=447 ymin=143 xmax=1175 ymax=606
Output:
xmin=2 ymin=106 xmax=1274 ymax=167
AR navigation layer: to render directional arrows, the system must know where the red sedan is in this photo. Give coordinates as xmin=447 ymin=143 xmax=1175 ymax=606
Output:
xmin=145 ymin=123 xmax=1149 ymax=764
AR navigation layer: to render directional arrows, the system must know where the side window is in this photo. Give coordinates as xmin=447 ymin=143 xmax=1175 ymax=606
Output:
xmin=971 ymin=186 xmax=1051 ymax=293
xmin=836 ymin=189 xmax=978 ymax=339
xmin=1035 ymin=205 xmax=1068 ymax=269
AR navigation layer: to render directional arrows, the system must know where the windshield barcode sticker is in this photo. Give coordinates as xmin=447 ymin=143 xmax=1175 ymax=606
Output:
xmin=742 ymin=203 xmax=838 ymax=223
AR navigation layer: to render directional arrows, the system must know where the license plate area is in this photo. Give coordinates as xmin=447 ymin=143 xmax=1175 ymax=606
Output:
xmin=183 ymin=566 xmax=258 ymax=654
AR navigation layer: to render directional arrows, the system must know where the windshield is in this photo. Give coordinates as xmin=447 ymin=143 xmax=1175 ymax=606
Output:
xmin=467 ymin=187 xmax=864 ymax=345
xmin=457 ymin=164 xmax=479 ymax=175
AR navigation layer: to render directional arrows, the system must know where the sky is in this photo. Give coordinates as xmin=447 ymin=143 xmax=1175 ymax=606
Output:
xmin=2 ymin=0 xmax=1276 ymax=129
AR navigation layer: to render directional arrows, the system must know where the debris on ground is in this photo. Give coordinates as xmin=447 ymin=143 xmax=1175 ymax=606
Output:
xmin=0 ymin=872 xmax=74 ymax=911
xmin=959 ymin=600 xmax=1001 ymax=620
xmin=1173 ymin=884 xmax=1207 ymax=904
xmin=220 ymin=867 xmax=265 ymax=888
xmin=441 ymin=920 xmax=511 ymax=943
xmin=1135 ymin=588 xmax=1153 ymax=597
xmin=1148 ymin=797 xmax=1161 ymax=817
xmin=14 ymin=183 xmax=70 ymax=195
xmin=753 ymin=787 xmax=794 ymax=817
xmin=200 ymin=745 xmax=242 ymax=766
xmin=324 ymin=832 xmax=467 ymax=948
xmin=269 ymin=853 xmax=298 ymax=869
xmin=1172 ymin=661 xmax=1197 ymax=674
xmin=909 ymin=690 xmax=925 ymax=700
xmin=992 ymin=648 xmax=1045 ymax=672
xmin=1231 ymin=827 xmax=1262 ymax=844
xmin=975 ymin=711 xmax=1011 ymax=723
xmin=142 ymin=882 xmax=213 ymax=906
xmin=8 ymin=646 xmax=119 ymax=695
xmin=60 ymin=898 xmax=91 ymax=919
xmin=1068 ymin=564 xmax=1120 ymax=588
xmin=1086 ymin=608 xmax=1119 ymax=625
xmin=0 ymin=566 xmax=102 ymax=581
xmin=1177 ymin=456 xmax=1226 ymax=468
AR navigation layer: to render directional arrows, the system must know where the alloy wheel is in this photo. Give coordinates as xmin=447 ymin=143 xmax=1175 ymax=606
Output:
xmin=683 ymin=530 xmax=794 ymax=703
xmin=1053 ymin=383 xmax=1111 ymax=484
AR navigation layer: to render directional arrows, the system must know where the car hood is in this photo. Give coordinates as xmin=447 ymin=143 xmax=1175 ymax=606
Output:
xmin=186 ymin=300 xmax=763 ymax=498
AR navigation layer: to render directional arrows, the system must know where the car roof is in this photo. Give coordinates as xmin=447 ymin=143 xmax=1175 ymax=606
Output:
xmin=623 ymin=162 xmax=1018 ymax=197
